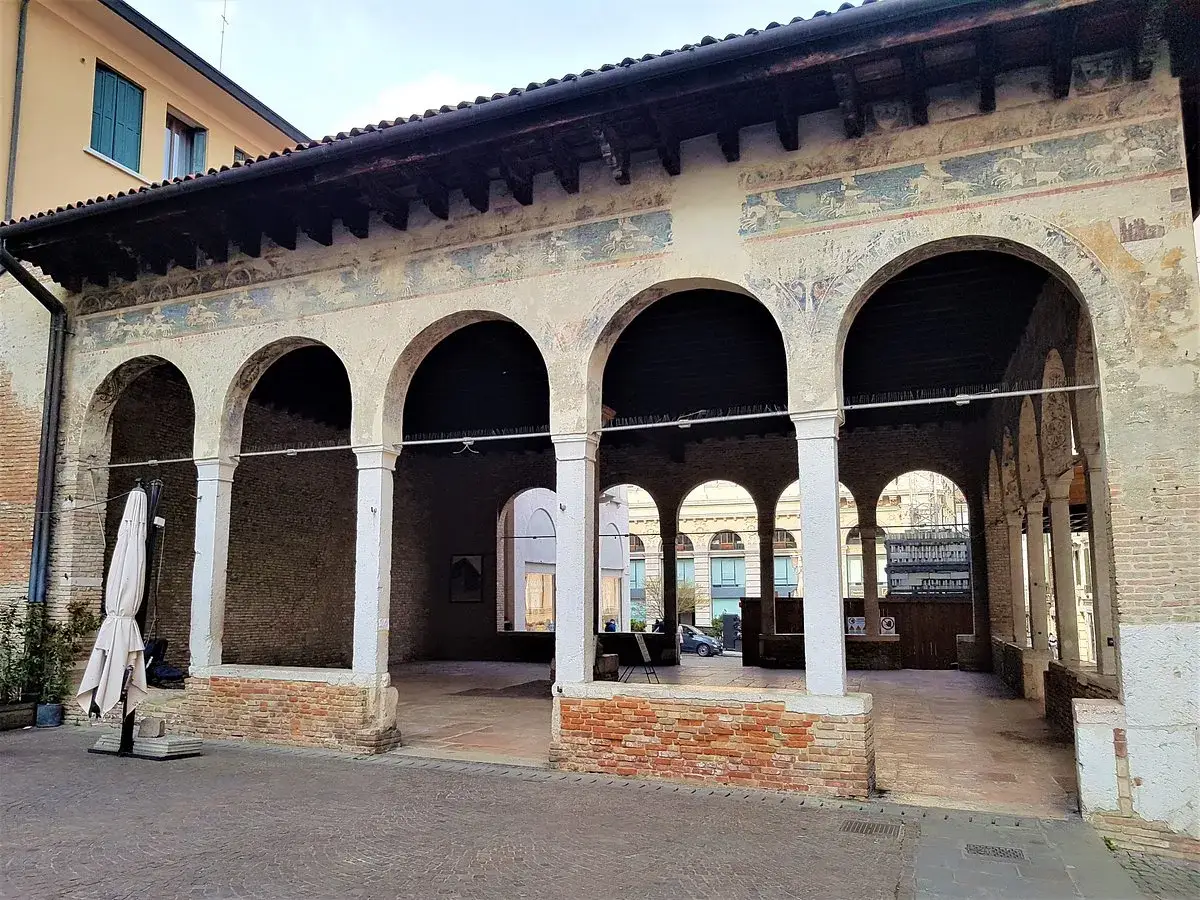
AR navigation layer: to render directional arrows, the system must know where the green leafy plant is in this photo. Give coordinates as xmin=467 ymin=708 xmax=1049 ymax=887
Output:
xmin=22 ymin=601 xmax=101 ymax=704
xmin=630 ymin=619 xmax=646 ymax=633
xmin=0 ymin=603 xmax=29 ymax=705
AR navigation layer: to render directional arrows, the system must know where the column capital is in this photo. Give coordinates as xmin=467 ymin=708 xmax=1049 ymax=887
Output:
xmin=1005 ymin=511 xmax=1024 ymax=529
xmin=551 ymin=432 xmax=599 ymax=461
xmin=194 ymin=457 xmax=237 ymax=482
xmin=790 ymin=410 xmax=843 ymax=441
xmin=1047 ymin=484 xmax=1072 ymax=504
xmin=353 ymin=445 xmax=399 ymax=471
xmin=858 ymin=524 xmax=879 ymax=542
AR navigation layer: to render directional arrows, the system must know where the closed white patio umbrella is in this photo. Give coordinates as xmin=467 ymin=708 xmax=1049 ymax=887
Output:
xmin=76 ymin=486 xmax=148 ymax=717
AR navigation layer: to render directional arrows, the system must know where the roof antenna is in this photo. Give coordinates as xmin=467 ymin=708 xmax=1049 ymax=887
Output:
xmin=453 ymin=440 xmax=479 ymax=455
xmin=218 ymin=0 xmax=230 ymax=71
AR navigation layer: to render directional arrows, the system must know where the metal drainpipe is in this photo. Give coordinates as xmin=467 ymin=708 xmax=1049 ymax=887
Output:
xmin=0 ymin=244 xmax=67 ymax=606
xmin=4 ymin=0 xmax=30 ymax=222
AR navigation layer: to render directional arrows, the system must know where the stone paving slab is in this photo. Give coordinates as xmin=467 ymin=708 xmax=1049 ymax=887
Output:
xmin=1115 ymin=850 xmax=1200 ymax=898
xmin=1 ymin=728 xmax=1146 ymax=900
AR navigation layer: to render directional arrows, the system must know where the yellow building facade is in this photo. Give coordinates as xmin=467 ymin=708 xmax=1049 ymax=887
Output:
xmin=0 ymin=0 xmax=305 ymax=220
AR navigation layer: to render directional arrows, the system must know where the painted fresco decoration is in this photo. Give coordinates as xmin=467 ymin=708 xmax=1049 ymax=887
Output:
xmin=740 ymin=118 xmax=1181 ymax=240
xmin=75 ymin=211 xmax=672 ymax=352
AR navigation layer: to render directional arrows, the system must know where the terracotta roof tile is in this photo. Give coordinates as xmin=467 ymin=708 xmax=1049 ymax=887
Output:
xmin=2 ymin=1 xmax=877 ymax=227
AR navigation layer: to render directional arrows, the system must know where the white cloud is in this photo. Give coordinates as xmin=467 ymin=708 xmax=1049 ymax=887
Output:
xmin=331 ymin=73 xmax=498 ymax=134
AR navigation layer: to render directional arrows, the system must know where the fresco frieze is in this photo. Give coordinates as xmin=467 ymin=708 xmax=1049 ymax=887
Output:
xmin=75 ymin=211 xmax=672 ymax=352
xmin=740 ymin=119 xmax=1182 ymax=239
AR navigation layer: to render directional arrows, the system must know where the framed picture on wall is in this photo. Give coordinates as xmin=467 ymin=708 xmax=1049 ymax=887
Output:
xmin=449 ymin=555 xmax=484 ymax=603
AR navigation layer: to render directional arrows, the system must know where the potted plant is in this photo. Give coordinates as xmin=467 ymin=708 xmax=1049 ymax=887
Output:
xmin=0 ymin=603 xmax=35 ymax=731
xmin=26 ymin=601 xmax=100 ymax=728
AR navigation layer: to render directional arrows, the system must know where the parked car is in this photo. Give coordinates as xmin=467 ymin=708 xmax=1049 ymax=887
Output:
xmin=678 ymin=623 xmax=722 ymax=657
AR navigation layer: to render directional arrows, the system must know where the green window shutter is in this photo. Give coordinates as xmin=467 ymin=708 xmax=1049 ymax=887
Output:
xmin=190 ymin=129 xmax=207 ymax=174
xmin=90 ymin=67 xmax=117 ymax=158
xmin=112 ymin=77 xmax=143 ymax=171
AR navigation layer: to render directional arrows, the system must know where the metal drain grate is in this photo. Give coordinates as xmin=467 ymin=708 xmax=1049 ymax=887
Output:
xmin=965 ymin=844 xmax=1027 ymax=861
xmin=840 ymin=820 xmax=903 ymax=838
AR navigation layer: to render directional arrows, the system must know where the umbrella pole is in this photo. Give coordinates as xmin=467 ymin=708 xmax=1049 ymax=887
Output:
xmin=117 ymin=666 xmax=133 ymax=755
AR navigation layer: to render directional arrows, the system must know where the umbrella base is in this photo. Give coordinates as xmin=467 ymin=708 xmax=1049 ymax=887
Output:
xmin=89 ymin=732 xmax=203 ymax=760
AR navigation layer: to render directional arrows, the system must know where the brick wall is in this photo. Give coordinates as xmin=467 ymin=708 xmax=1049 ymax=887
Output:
xmin=1044 ymin=659 xmax=1117 ymax=740
xmin=993 ymin=638 xmax=1025 ymax=696
xmin=223 ymin=402 xmax=356 ymax=667
xmin=181 ymin=675 xmax=400 ymax=752
xmin=0 ymin=366 xmax=41 ymax=608
xmin=397 ymin=446 xmax=555 ymax=662
xmin=551 ymin=690 xmax=873 ymax=798
xmin=103 ymin=364 xmax=196 ymax=667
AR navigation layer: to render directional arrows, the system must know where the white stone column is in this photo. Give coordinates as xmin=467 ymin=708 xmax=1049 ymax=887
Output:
xmin=1048 ymin=481 xmax=1080 ymax=664
xmin=1083 ymin=452 xmax=1118 ymax=675
xmin=190 ymin=458 xmax=236 ymax=671
xmin=1026 ymin=498 xmax=1051 ymax=652
xmin=552 ymin=434 xmax=599 ymax=684
xmin=859 ymin=522 xmax=881 ymax=638
xmin=793 ymin=412 xmax=847 ymax=696
xmin=1006 ymin=512 xmax=1029 ymax=646
xmin=352 ymin=447 xmax=397 ymax=675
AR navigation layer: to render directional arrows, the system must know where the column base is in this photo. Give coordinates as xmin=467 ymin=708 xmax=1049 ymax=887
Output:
xmin=1075 ymin=700 xmax=1200 ymax=859
xmin=550 ymin=682 xmax=874 ymax=798
xmin=181 ymin=666 xmax=401 ymax=753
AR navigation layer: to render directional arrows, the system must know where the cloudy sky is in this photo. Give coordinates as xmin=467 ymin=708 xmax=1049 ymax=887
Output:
xmin=126 ymin=0 xmax=839 ymax=139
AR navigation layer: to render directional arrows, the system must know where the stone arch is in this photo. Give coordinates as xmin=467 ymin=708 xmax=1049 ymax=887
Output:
xmin=1040 ymin=350 xmax=1073 ymax=482
xmin=822 ymin=212 xmax=1125 ymax=412
xmin=875 ymin=469 xmax=969 ymax=527
xmin=583 ymin=276 xmax=793 ymax=433
xmin=1071 ymin=309 xmax=1102 ymax=454
xmin=217 ymin=335 xmax=355 ymax=459
xmin=987 ymin=451 xmax=1002 ymax=506
xmin=77 ymin=354 xmax=198 ymax=463
xmin=1017 ymin=396 xmax=1044 ymax=502
xmin=379 ymin=310 xmax=550 ymax=447
xmin=1001 ymin=428 xmax=1021 ymax=513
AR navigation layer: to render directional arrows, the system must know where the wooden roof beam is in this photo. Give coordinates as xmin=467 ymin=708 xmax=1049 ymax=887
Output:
xmin=832 ymin=63 xmax=865 ymax=139
xmin=499 ymin=151 xmax=534 ymax=206
xmin=977 ymin=28 xmax=997 ymax=113
xmin=341 ymin=203 xmax=370 ymax=239
xmin=593 ymin=126 xmax=630 ymax=185
xmin=716 ymin=125 xmax=740 ymax=163
xmin=461 ymin=169 xmax=490 ymax=214
xmin=1131 ymin=0 xmax=1168 ymax=81
xmin=419 ymin=176 xmax=450 ymax=220
xmin=301 ymin=210 xmax=334 ymax=246
xmin=773 ymin=83 xmax=800 ymax=152
xmin=547 ymin=138 xmax=580 ymax=194
xmin=647 ymin=107 xmax=681 ymax=176
xmin=262 ymin=211 xmax=297 ymax=250
xmin=1051 ymin=9 xmax=1077 ymax=99
xmin=903 ymin=49 xmax=929 ymax=126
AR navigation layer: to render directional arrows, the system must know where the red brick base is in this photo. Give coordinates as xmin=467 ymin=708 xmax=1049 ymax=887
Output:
xmin=550 ymin=687 xmax=873 ymax=798
xmin=181 ymin=674 xmax=401 ymax=753
xmin=1091 ymin=812 xmax=1200 ymax=861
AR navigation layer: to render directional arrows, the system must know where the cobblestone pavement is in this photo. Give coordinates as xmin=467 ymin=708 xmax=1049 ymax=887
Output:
xmin=1115 ymin=851 xmax=1200 ymax=898
xmin=2 ymin=728 xmax=1144 ymax=900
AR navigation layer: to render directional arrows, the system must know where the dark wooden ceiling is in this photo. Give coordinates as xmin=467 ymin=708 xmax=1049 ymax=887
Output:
xmin=0 ymin=0 xmax=1177 ymax=293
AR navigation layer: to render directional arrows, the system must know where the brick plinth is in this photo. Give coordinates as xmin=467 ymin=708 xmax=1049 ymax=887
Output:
xmin=1091 ymin=813 xmax=1200 ymax=862
xmin=180 ymin=673 xmax=400 ymax=753
xmin=1044 ymin=660 xmax=1117 ymax=740
xmin=550 ymin=685 xmax=873 ymax=798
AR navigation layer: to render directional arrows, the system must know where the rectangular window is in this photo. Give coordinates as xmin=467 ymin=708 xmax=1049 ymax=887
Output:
xmin=847 ymin=556 xmax=864 ymax=585
xmin=523 ymin=572 xmax=555 ymax=631
xmin=90 ymin=64 xmax=143 ymax=172
xmin=773 ymin=555 xmax=796 ymax=585
xmin=164 ymin=113 xmax=208 ymax=180
xmin=629 ymin=558 xmax=645 ymax=590
xmin=711 ymin=557 xmax=745 ymax=587
xmin=676 ymin=558 xmax=695 ymax=585
xmin=233 ymin=146 xmax=248 ymax=165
